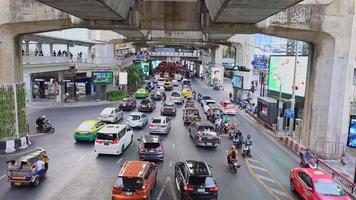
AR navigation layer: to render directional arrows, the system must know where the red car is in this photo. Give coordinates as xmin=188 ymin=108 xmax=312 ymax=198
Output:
xmin=289 ymin=167 xmax=351 ymax=200
xmin=219 ymin=101 xmax=236 ymax=115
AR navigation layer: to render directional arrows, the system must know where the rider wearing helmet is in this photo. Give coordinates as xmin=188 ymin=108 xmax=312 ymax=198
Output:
xmin=245 ymin=135 xmax=252 ymax=145
xmin=227 ymin=145 xmax=239 ymax=164
xmin=36 ymin=115 xmax=46 ymax=131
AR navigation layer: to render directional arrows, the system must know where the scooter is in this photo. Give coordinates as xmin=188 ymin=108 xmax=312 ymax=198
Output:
xmin=229 ymin=159 xmax=240 ymax=173
xmin=233 ymin=135 xmax=243 ymax=149
xmin=242 ymin=142 xmax=252 ymax=158
xmin=36 ymin=121 xmax=55 ymax=134
xmin=300 ymin=157 xmax=317 ymax=169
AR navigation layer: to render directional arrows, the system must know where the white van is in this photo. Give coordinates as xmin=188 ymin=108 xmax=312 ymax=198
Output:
xmin=94 ymin=124 xmax=133 ymax=155
xmin=157 ymin=78 xmax=165 ymax=86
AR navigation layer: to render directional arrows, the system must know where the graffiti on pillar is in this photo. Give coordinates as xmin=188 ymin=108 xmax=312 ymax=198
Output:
xmin=271 ymin=5 xmax=312 ymax=24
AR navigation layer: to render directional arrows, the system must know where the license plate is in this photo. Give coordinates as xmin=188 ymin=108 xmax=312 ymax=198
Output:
xmin=125 ymin=192 xmax=133 ymax=196
xmin=104 ymin=143 xmax=109 ymax=145
xmin=14 ymin=182 xmax=22 ymax=186
xmin=198 ymin=188 xmax=205 ymax=192
xmin=207 ymin=143 xmax=212 ymax=146
xmin=149 ymin=150 xmax=154 ymax=153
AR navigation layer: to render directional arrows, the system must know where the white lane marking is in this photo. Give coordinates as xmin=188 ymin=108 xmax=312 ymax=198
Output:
xmin=168 ymin=177 xmax=178 ymax=200
xmin=172 ymin=144 xmax=175 ymax=149
xmin=77 ymin=155 xmax=86 ymax=162
xmin=0 ymin=174 xmax=6 ymax=180
xmin=157 ymin=177 xmax=177 ymax=200
xmin=250 ymin=165 xmax=267 ymax=172
xmin=169 ymin=160 xmax=173 ymax=167
xmin=247 ymin=158 xmax=259 ymax=164
xmin=270 ymin=188 xmax=289 ymax=198
xmin=157 ymin=177 xmax=169 ymax=200
xmin=257 ymin=174 xmax=276 ymax=183
xmin=116 ymin=158 xmax=123 ymax=165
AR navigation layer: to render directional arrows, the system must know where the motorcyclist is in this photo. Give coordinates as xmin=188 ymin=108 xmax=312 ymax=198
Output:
xmin=227 ymin=145 xmax=239 ymax=164
xmin=192 ymin=90 xmax=196 ymax=100
xmin=299 ymin=148 xmax=316 ymax=167
xmin=36 ymin=115 xmax=46 ymax=131
xmin=162 ymin=92 xmax=167 ymax=102
xmin=244 ymin=135 xmax=252 ymax=145
xmin=215 ymin=117 xmax=222 ymax=131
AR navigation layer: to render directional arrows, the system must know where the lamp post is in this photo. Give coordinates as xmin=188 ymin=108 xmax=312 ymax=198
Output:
xmin=289 ymin=40 xmax=298 ymax=135
xmin=275 ymin=74 xmax=283 ymax=132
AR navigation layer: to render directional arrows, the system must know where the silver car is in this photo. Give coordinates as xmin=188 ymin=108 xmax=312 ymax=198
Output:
xmin=149 ymin=116 xmax=171 ymax=134
xmin=127 ymin=112 xmax=148 ymax=129
xmin=99 ymin=107 xmax=123 ymax=123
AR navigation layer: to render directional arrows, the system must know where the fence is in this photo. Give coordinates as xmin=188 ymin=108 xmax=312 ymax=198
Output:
xmin=315 ymin=140 xmax=345 ymax=159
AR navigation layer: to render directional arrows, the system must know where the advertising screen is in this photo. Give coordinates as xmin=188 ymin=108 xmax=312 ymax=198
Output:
xmin=268 ymin=56 xmax=308 ymax=97
xmin=347 ymin=115 xmax=356 ymax=148
xmin=232 ymin=75 xmax=243 ymax=89
xmin=92 ymin=71 xmax=113 ymax=85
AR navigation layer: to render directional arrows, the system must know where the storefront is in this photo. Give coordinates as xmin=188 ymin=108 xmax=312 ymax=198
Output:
xmin=257 ymin=97 xmax=278 ymax=126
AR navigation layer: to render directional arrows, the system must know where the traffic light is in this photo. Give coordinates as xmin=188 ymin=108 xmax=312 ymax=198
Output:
xmin=286 ymin=39 xmax=295 ymax=56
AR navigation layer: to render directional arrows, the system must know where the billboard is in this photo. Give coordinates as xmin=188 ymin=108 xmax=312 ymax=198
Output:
xmin=232 ymin=75 xmax=243 ymax=89
xmin=92 ymin=71 xmax=113 ymax=85
xmin=119 ymin=72 xmax=128 ymax=85
xmin=268 ymin=56 xmax=308 ymax=97
xmin=347 ymin=115 xmax=356 ymax=148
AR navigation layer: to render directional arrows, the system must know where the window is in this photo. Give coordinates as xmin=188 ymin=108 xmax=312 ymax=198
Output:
xmin=118 ymin=129 xmax=126 ymax=138
xmin=129 ymin=115 xmax=140 ymax=120
xmin=144 ymin=165 xmax=153 ymax=179
xmin=115 ymin=108 xmax=121 ymax=113
xmin=314 ymin=181 xmax=345 ymax=196
xmin=142 ymin=114 xmax=147 ymax=118
xmin=97 ymin=133 xmax=117 ymax=140
xmin=179 ymin=164 xmax=187 ymax=181
xmin=260 ymin=103 xmax=268 ymax=116
xmin=298 ymin=172 xmax=312 ymax=188
xmin=126 ymin=127 xmax=133 ymax=132
xmin=152 ymin=119 xmax=162 ymax=124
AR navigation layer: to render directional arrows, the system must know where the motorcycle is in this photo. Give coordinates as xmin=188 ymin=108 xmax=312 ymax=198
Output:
xmin=300 ymin=158 xmax=317 ymax=169
xmin=36 ymin=120 xmax=55 ymax=134
xmin=229 ymin=159 xmax=240 ymax=173
xmin=232 ymin=135 xmax=243 ymax=149
xmin=242 ymin=142 xmax=252 ymax=158
xmin=213 ymin=84 xmax=223 ymax=91
xmin=228 ymin=129 xmax=237 ymax=139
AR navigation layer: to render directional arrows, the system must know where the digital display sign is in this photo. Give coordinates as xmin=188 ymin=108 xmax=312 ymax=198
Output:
xmin=92 ymin=71 xmax=113 ymax=85
xmin=232 ymin=75 xmax=243 ymax=89
xmin=347 ymin=115 xmax=356 ymax=148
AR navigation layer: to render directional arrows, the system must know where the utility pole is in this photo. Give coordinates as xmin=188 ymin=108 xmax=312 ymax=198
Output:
xmin=289 ymin=40 xmax=298 ymax=134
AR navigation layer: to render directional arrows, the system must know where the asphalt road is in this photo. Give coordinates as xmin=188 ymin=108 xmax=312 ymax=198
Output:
xmin=0 ymin=79 xmax=301 ymax=200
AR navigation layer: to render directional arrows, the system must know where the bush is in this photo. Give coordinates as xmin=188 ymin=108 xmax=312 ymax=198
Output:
xmin=107 ymin=90 xmax=128 ymax=101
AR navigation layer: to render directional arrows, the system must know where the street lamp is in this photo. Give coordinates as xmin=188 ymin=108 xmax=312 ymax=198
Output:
xmin=289 ymin=40 xmax=299 ymax=134
xmin=274 ymin=73 xmax=283 ymax=131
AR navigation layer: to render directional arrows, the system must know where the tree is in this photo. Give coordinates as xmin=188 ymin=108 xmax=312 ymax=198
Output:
xmin=127 ymin=64 xmax=145 ymax=93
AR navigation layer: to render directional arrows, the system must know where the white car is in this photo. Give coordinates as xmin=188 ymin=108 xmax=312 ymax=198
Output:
xmin=157 ymin=86 xmax=165 ymax=93
xmin=127 ymin=112 xmax=149 ymax=128
xmin=173 ymin=79 xmax=179 ymax=87
xmin=99 ymin=107 xmax=123 ymax=123
xmin=203 ymin=100 xmax=217 ymax=114
xmin=94 ymin=124 xmax=133 ymax=155
xmin=149 ymin=116 xmax=172 ymax=134
xmin=157 ymin=78 xmax=165 ymax=86
xmin=170 ymin=91 xmax=184 ymax=104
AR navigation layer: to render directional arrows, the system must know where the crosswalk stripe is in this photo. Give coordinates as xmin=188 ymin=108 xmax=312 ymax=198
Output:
xmin=257 ymin=174 xmax=276 ymax=183
xmin=270 ymin=188 xmax=289 ymax=198
xmin=250 ymin=164 xmax=267 ymax=172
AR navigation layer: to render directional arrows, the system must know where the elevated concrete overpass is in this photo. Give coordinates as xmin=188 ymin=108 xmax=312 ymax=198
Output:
xmin=0 ymin=0 xmax=355 ymax=154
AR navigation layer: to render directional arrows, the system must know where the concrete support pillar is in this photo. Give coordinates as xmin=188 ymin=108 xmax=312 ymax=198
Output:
xmin=25 ymin=40 xmax=30 ymax=55
xmin=211 ymin=46 xmax=223 ymax=66
xmin=56 ymin=72 xmax=64 ymax=102
xmin=66 ymin=43 xmax=70 ymax=53
xmin=24 ymin=74 xmax=32 ymax=104
xmin=234 ymin=44 xmax=244 ymax=66
xmin=302 ymin=34 xmax=355 ymax=153
xmin=36 ymin=42 xmax=42 ymax=51
xmin=49 ymin=43 xmax=53 ymax=55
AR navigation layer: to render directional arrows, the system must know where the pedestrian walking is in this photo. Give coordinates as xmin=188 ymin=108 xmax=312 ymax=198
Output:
xmin=229 ymin=92 xmax=232 ymax=102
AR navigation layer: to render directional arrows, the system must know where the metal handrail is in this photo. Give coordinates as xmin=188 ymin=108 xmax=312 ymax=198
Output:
xmin=315 ymin=140 xmax=345 ymax=159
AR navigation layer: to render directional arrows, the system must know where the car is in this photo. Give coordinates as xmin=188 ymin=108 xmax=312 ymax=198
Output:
xmin=112 ymin=161 xmax=158 ymax=200
xmin=149 ymin=116 xmax=171 ymax=134
xmin=94 ymin=124 xmax=133 ymax=155
xmin=150 ymin=89 xmax=163 ymax=101
xmin=74 ymin=120 xmax=105 ymax=142
xmin=157 ymin=78 xmax=165 ymax=86
xmin=189 ymin=121 xmax=220 ymax=147
xmin=170 ymin=91 xmax=184 ymax=104
xmin=182 ymin=78 xmax=191 ymax=86
xmin=183 ymin=107 xmax=201 ymax=125
xmin=173 ymin=79 xmax=179 ymax=86
xmin=161 ymin=102 xmax=177 ymax=116
xmin=157 ymin=85 xmax=165 ymax=93
xmin=175 ymin=160 xmax=218 ymax=200
xmin=99 ymin=107 xmax=123 ymax=123
xmin=119 ymin=98 xmax=137 ymax=111
xmin=127 ymin=112 xmax=148 ymax=129
xmin=138 ymin=135 xmax=164 ymax=161
xmin=182 ymin=88 xmax=193 ymax=98
xmin=135 ymin=88 xmax=149 ymax=99
xmin=219 ymin=101 xmax=237 ymax=115
xmin=198 ymin=95 xmax=212 ymax=106
xmin=203 ymin=100 xmax=217 ymax=114
xmin=289 ymin=167 xmax=351 ymax=200
xmin=185 ymin=97 xmax=195 ymax=108
xmin=164 ymin=81 xmax=174 ymax=91
xmin=138 ymin=99 xmax=156 ymax=112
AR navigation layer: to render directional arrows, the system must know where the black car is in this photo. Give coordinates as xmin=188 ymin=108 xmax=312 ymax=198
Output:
xmin=119 ymin=98 xmax=137 ymax=111
xmin=138 ymin=99 xmax=156 ymax=112
xmin=138 ymin=135 xmax=164 ymax=161
xmin=198 ymin=95 xmax=212 ymax=106
xmin=161 ymin=102 xmax=177 ymax=116
xmin=189 ymin=121 xmax=220 ymax=147
xmin=175 ymin=160 xmax=218 ymax=200
xmin=150 ymin=90 xmax=163 ymax=101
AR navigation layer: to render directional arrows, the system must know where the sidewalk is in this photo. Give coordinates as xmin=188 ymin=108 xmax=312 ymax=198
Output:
xmin=195 ymin=77 xmax=355 ymax=183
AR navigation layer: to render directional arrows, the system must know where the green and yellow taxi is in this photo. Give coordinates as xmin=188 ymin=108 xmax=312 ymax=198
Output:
xmin=164 ymin=81 xmax=174 ymax=91
xmin=74 ymin=120 xmax=105 ymax=142
xmin=135 ymin=88 xmax=149 ymax=99
xmin=182 ymin=88 xmax=193 ymax=98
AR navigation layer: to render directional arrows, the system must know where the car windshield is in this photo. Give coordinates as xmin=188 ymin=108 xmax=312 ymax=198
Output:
xmin=171 ymin=92 xmax=180 ymax=97
xmin=202 ymin=96 xmax=212 ymax=100
xmin=197 ymin=126 xmax=215 ymax=131
xmin=101 ymin=108 xmax=113 ymax=115
xmin=189 ymin=176 xmax=215 ymax=187
xmin=144 ymin=142 xmax=160 ymax=149
xmin=224 ymin=103 xmax=234 ymax=108
xmin=78 ymin=122 xmax=94 ymax=131
xmin=164 ymin=103 xmax=174 ymax=107
xmin=129 ymin=115 xmax=140 ymax=120
xmin=152 ymin=119 xmax=162 ymax=124
xmin=115 ymin=177 xmax=144 ymax=189
xmin=97 ymin=132 xmax=117 ymax=140
xmin=314 ymin=181 xmax=346 ymax=196
xmin=206 ymin=101 xmax=215 ymax=106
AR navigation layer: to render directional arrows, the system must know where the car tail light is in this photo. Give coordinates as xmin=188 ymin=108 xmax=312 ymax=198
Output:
xmin=161 ymin=108 xmax=164 ymax=112
xmin=172 ymin=108 xmax=176 ymax=112
xmin=149 ymin=124 xmax=155 ymax=128
xmin=160 ymin=125 xmax=167 ymax=128
xmin=183 ymin=186 xmax=194 ymax=192
xmin=111 ymin=139 xmax=119 ymax=144
xmin=109 ymin=115 xmax=114 ymax=117
xmin=112 ymin=186 xmax=122 ymax=194
xmin=95 ymin=139 xmax=103 ymax=144
xmin=140 ymin=144 xmax=145 ymax=153
xmin=209 ymin=187 xmax=218 ymax=192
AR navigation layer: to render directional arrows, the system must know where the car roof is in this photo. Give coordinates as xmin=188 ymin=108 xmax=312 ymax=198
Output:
xmin=82 ymin=120 xmax=98 ymax=125
xmin=119 ymin=161 xmax=150 ymax=178
xmin=185 ymin=160 xmax=211 ymax=176
xmin=221 ymin=100 xmax=232 ymax=104
xmin=130 ymin=112 xmax=143 ymax=116
xmin=300 ymin=168 xmax=334 ymax=181
xmin=164 ymin=102 xmax=175 ymax=106
xmin=196 ymin=121 xmax=214 ymax=126
xmin=98 ymin=124 xmax=127 ymax=134
xmin=206 ymin=100 xmax=216 ymax=103
xmin=152 ymin=116 xmax=166 ymax=121
xmin=142 ymin=135 xmax=161 ymax=143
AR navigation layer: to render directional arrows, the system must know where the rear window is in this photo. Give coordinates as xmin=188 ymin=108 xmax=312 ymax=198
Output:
xmin=115 ymin=177 xmax=144 ymax=189
xmin=78 ymin=122 xmax=94 ymax=131
xmin=164 ymin=103 xmax=174 ymax=107
xmin=197 ymin=126 xmax=215 ymax=131
xmin=171 ymin=92 xmax=180 ymax=97
xmin=188 ymin=176 xmax=214 ymax=187
xmin=206 ymin=101 xmax=215 ymax=106
xmin=203 ymin=96 xmax=211 ymax=100
xmin=224 ymin=103 xmax=234 ymax=108
xmin=144 ymin=142 xmax=160 ymax=149
xmin=129 ymin=115 xmax=140 ymax=120
xmin=152 ymin=119 xmax=162 ymax=124
xmin=97 ymin=132 xmax=117 ymax=140
xmin=101 ymin=108 xmax=113 ymax=115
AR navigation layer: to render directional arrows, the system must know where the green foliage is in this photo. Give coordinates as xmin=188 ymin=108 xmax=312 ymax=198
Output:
xmin=107 ymin=90 xmax=128 ymax=101
xmin=17 ymin=84 xmax=28 ymax=137
xmin=0 ymin=85 xmax=16 ymax=140
xmin=127 ymin=64 xmax=145 ymax=93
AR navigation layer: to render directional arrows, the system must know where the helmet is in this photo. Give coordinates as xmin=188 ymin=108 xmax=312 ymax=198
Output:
xmin=247 ymin=135 xmax=251 ymax=139
xmin=231 ymin=145 xmax=236 ymax=149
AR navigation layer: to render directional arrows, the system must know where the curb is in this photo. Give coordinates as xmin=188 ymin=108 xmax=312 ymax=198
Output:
xmin=279 ymin=136 xmax=305 ymax=154
xmin=0 ymin=136 xmax=32 ymax=154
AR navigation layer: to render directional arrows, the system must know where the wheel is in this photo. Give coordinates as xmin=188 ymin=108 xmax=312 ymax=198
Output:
xmin=32 ymin=177 xmax=40 ymax=186
xmin=49 ymin=128 xmax=55 ymax=133
xmin=290 ymin=179 xmax=296 ymax=192
xmin=36 ymin=127 xmax=41 ymax=133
